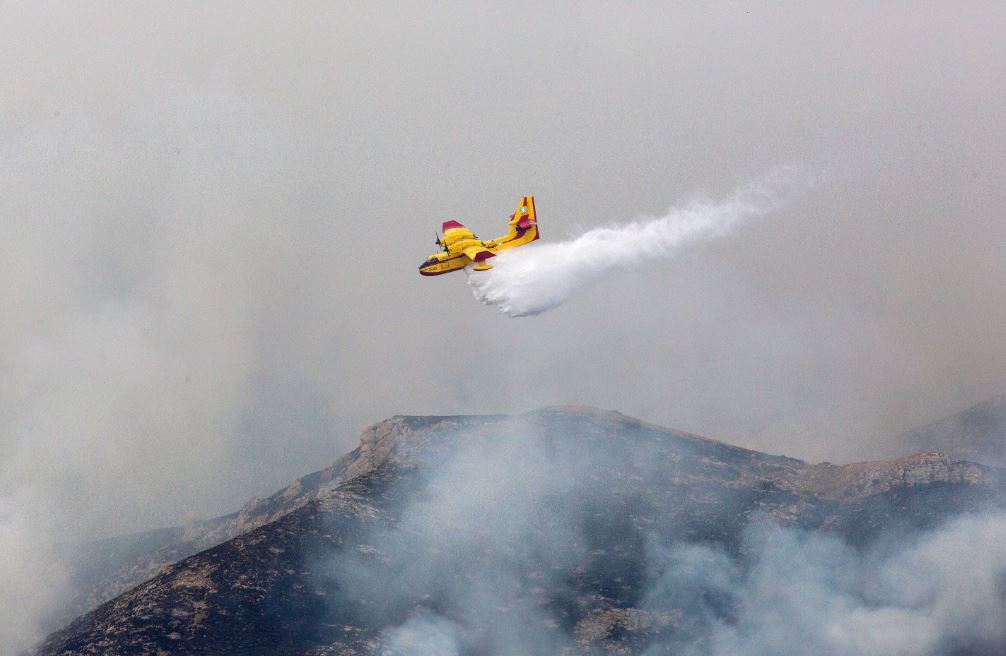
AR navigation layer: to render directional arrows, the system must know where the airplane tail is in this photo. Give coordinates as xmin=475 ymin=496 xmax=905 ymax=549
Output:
xmin=493 ymin=196 xmax=539 ymax=250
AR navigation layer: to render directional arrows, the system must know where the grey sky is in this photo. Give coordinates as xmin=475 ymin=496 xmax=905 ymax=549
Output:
xmin=2 ymin=0 xmax=1005 ymax=547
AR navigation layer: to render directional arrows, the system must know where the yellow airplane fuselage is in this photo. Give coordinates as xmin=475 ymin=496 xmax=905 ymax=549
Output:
xmin=419 ymin=196 xmax=539 ymax=276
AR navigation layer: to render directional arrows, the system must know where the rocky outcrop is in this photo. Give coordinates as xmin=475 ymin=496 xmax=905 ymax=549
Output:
xmin=799 ymin=451 xmax=987 ymax=500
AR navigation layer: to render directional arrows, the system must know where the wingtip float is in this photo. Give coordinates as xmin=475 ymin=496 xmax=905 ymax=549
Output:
xmin=418 ymin=196 xmax=539 ymax=276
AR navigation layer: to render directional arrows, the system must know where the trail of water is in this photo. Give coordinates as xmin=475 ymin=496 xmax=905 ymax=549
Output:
xmin=467 ymin=167 xmax=815 ymax=317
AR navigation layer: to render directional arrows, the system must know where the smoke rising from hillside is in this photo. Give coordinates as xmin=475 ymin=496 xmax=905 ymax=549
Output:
xmin=327 ymin=420 xmax=1006 ymax=656
xmin=642 ymin=514 xmax=1006 ymax=655
xmin=0 ymin=495 xmax=66 ymax=653
xmin=467 ymin=169 xmax=815 ymax=317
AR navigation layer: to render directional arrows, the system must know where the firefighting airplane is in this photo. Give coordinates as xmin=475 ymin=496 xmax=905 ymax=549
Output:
xmin=418 ymin=196 xmax=539 ymax=276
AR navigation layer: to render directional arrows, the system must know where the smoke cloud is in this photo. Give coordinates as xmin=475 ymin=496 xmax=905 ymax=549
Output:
xmin=0 ymin=493 xmax=67 ymax=653
xmin=643 ymin=514 xmax=1006 ymax=655
xmin=383 ymin=613 xmax=463 ymax=656
xmin=467 ymin=169 xmax=816 ymax=317
xmin=325 ymin=420 xmax=1006 ymax=656
xmin=329 ymin=423 xmax=587 ymax=655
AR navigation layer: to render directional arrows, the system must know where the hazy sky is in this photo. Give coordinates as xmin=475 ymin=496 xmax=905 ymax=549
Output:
xmin=2 ymin=1 xmax=1005 ymax=548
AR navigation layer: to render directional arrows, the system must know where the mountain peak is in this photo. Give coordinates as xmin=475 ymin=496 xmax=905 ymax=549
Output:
xmin=39 ymin=408 xmax=1006 ymax=655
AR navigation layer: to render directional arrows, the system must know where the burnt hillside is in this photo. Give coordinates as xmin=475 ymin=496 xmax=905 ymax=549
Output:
xmin=39 ymin=408 xmax=1006 ymax=655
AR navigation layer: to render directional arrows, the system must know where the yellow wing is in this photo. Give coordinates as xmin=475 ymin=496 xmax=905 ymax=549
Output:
xmin=462 ymin=245 xmax=496 ymax=265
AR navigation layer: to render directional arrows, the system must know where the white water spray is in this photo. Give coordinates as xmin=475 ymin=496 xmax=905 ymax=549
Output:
xmin=467 ymin=168 xmax=816 ymax=317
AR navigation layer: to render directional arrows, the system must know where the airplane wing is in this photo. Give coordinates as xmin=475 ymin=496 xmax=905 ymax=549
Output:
xmin=442 ymin=220 xmax=473 ymax=237
xmin=462 ymin=246 xmax=496 ymax=263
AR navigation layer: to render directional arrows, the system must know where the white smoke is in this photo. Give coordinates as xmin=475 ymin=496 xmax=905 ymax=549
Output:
xmin=642 ymin=512 xmax=1006 ymax=656
xmin=467 ymin=168 xmax=817 ymax=317
xmin=383 ymin=613 xmax=462 ymax=656
xmin=0 ymin=493 xmax=67 ymax=652
xmin=326 ymin=418 xmax=1006 ymax=656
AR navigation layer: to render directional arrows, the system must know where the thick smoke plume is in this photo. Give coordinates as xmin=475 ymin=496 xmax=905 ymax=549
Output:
xmin=642 ymin=514 xmax=1006 ymax=655
xmin=467 ymin=169 xmax=815 ymax=317
xmin=326 ymin=420 xmax=1006 ymax=656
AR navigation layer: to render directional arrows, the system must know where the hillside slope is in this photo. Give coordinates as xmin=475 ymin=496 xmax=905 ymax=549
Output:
xmin=39 ymin=408 xmax=1006 ymax=655
xmin=897 ymin=393 xmax=1006 ymax=467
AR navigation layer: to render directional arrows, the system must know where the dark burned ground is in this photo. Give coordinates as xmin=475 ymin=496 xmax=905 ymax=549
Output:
xmin=37 ymin=408 xmax=1006 ymax=655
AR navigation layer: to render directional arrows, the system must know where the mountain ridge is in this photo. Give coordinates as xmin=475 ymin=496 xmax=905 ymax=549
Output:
xmin=896 ymin=392 xmax=1006 ymax=467
xmin=39 ymin=407 xmax=1006 ymax=655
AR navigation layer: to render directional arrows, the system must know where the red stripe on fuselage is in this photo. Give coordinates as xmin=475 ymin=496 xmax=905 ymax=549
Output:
xmin=419 ymin=253 xmax=468 ymax=276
